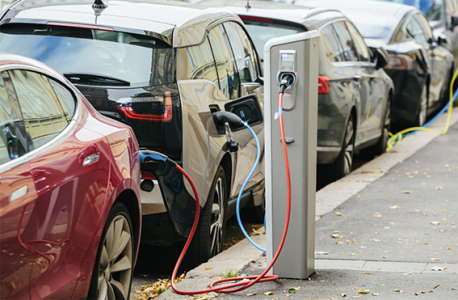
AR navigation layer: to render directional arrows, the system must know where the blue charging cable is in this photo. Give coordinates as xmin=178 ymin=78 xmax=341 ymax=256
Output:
xmin=235 ymin=120 xmax=265 ymax=252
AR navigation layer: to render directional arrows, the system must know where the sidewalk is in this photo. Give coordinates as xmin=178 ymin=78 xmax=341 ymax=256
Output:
xmin=158 ymin=109 xmax=458 ymax=300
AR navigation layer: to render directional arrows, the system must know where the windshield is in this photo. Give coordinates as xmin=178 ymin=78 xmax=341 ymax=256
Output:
xmin=0 ymin=23 xmax=173 ymax=87
xmin=244 ymin=23 xmax=301 ymax=60
xmin=379 ymin=0 xmax=444 ymax=21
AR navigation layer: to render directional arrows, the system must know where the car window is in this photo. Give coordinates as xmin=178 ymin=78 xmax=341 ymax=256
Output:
xmin=9 ymin=70 xmax=70 ymax=150
xmin=208 ymin=25 xmax=239 ymax=100
xmin=333 ymin=21 xmax=359 ymax=62
xmin=49 ymin=79 xmax=75 ymax=120
xmin=346 ymin=21 xmax=371 ymax=62
xmin=320 ymin=25 xmax=344 ymax=62
xmin=223 ymin=22 xmax=259 ymax=83
xmin=415 ymin=14 xmax=434 ymax=41
xmin=0 ymin=74 xmax=13 ymax=163
xmin=406 ymin=15 xmax=428 ymax=43
xmin=176 ymin=38 xmax=219 ymax=86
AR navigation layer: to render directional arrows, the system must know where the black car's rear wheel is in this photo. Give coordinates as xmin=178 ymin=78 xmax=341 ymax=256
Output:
xmin=319 ymin=114 xmax=355 ymax=183
xmin=88 ymin=202 xmax=134 ymax=300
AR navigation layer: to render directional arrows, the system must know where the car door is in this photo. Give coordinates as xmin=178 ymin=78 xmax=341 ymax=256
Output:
xmin=333 ymin=20 xmax=374 ymax=146
xmin=347 ymin=20 xmax=387 ymax=141
xmin=317 ymin=23 xmax=359 ymax=150
xmin=7 ymin=69 xmax=112 ymax=299
xmin=220 ymin=21 xmax=265 ymax=198
xmin=0 ymin=70 xmax=37 ymax=300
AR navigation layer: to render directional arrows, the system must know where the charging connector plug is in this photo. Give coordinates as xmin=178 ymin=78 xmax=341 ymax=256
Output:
xmin=279 ymin=74 xmax=294 ymax=94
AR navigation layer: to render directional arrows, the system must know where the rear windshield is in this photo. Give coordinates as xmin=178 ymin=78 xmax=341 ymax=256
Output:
xmin=243 ymin=22 xmax=302 ymax=60
xmin=344 ymin=12 xmax=396 ymax=42
xmin=0 ymin=23 xmax=173 ymax=87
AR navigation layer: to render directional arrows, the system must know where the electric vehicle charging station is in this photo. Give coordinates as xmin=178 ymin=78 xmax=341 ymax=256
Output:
xmin=264 ymin=31 xmax=320 ymax=279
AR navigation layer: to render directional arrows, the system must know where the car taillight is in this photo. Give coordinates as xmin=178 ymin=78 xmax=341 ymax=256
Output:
xmin=386 ymin=54 xmax=416 ymax=70
xmin=117 ymin=91 xmax=173 ymax=121
xmin=141 ymin=170 xmax=156 ymax=180
xmin=318 ymin=75 xmax=330 ymax=94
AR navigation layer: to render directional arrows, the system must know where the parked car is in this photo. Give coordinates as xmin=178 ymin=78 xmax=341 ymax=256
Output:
xmin=371 ymin=0 xmax=458 ymax=70
xmin=0 ymin=53 xmax=141 ymax=299
xmin=0 ymin=0 xmax=266 ymax=266
xmin=198 ymin=0 xmax=394 ymax=182
xmin=295 ymin=0 xmax=454 ymax=127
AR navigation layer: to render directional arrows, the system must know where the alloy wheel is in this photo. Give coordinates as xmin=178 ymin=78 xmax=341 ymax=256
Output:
xmin=97 ymin=215 xmax=133 ymax=300
xmin=209 ymin=177 xmax=225 ymax=257
xmin=343 ymin=117 xmax=355 ymax=176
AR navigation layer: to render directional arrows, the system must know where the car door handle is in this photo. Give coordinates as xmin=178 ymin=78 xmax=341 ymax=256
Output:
xmin=353 ymin=75 xmax=362 ymax=81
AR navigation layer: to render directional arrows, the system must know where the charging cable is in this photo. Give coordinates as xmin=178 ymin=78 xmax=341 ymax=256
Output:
xmin=386 ymin=68 xmax=458 ymax=151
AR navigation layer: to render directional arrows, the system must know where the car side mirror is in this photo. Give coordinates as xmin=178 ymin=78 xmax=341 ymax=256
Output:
xmin=437 ymin=33 xmax=448 ymax=46
xmin=374 ymin=47 xmax=389 ymax=70
xmin=451 ymin=15 xmax=458 ymax=28
xmin=224 ymin=94 xmax=263 ymax=132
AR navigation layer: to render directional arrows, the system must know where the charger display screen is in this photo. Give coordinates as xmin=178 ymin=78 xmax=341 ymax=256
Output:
xmin=281 ymin=53 xmax=294 ymax=62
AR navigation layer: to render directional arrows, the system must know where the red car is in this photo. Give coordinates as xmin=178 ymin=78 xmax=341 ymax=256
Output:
xmin=0 ymin=53 xmax=141 ymax=300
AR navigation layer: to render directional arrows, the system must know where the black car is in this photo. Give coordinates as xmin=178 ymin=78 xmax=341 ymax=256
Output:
xmin=198 ymin=0 xmax=394 ymax=182
xmin=0 ymin=0 xmax=266 ymax=268
xmin=296 ymin=0 xmax=454 ymax=127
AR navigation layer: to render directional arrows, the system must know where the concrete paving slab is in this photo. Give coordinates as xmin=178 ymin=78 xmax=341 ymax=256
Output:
xmin=315 ymin=259 xmax=365 ymax=270
xmin=362 ymin=261 xmax=427 ymax=272
xmin=425 ymin=263 xmax=458 ymax=273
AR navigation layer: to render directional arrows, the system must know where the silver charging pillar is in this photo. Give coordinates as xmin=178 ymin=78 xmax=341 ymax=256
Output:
xmin=264 ymin=31 xmax=320 ymax=279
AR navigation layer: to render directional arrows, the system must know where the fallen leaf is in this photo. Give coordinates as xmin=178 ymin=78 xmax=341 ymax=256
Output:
xmin=371 ymin=239 xmax=381 ymax=242
xmin=350 ymin=253 xmax=356 ymax=256
xmin=341 ymin=293 xmax=347 ymax=297
xmin=284 ymin=293 xmax=292 ymax=296
xmin=358 ymin=289 xmax=370 ymax=294
xmin=331 ymin=234 xmax=341 ymax=238
xmin=433 ymin=284 xmax=440 ymax=289
xmin=428 ymin=290 xmax=434 ymax=293
xmin=334 ymin=230 xmax=341 ymax=234
xmin=205 ymin=267 xmax=213 ymax=270
xmin=371 ymin=293 xmax=380 ymax=296
xmin=335 ymin=241 xmax=344 ymax=245
xmin=394 ymin=289 xmax=400 ymax=292
xmin=246 ymin=292 xmax=256 ymax=296
xmin=390 ymin=206 xmax=400 ymax=209
xmin=336 ymin=212 xmax=344 ymax=216
xmin=430 ymin=221 xmax=440 ymax=225
xmin=264 ymin=291 xmax=273 ymax=295
xmin=431 ymin=258 xmax=440 ymax=261
xmin=363 ymin=272 xmax=372 ymax=274
xmin=402 ymin=190 xmax=412 ymax=194
xmin=435 ymin=186 xmax=442 ymax=190
xmin=374 ymin=212 xmax=382 ymax=218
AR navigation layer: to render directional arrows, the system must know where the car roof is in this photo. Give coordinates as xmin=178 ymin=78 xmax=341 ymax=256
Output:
xmin=294 ymin=0 xmax=415 ymax=22
xmin=3 ymin=0 xmax=241 ymax=47
xmin=197 ymin=0 xmax=345 ymax=27
xmin=294 ymin=0 xmax=417 ymax=43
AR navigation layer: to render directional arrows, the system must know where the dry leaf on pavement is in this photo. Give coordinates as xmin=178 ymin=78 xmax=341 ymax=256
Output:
xmin=264 ymin=291 xmax=274 ymax=295
xmin=374 ymin=212 xmax=382 ymax=218
xmin=335 ymin=212 xmax=344 ymax=216
xmin=430 ymin=221 xmax=440 ymax=225
xmin=358 ymin=289 xmax=370 ymax=294
xmin=402 ymin=190 xmax=412 ymax=194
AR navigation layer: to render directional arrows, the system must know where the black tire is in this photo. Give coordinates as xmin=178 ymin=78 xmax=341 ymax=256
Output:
xmin=88 ymin=202 xmax=134 ymax=300
xmin=370 ymin=96 xmax=391 ymax=156
xmin=319 ymin=114 xmax=355 ymax=183
xmin=414 ymin=84 xmax=428 ymax=127
xmin=184 ymin=166 xmax=227 ymax=269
